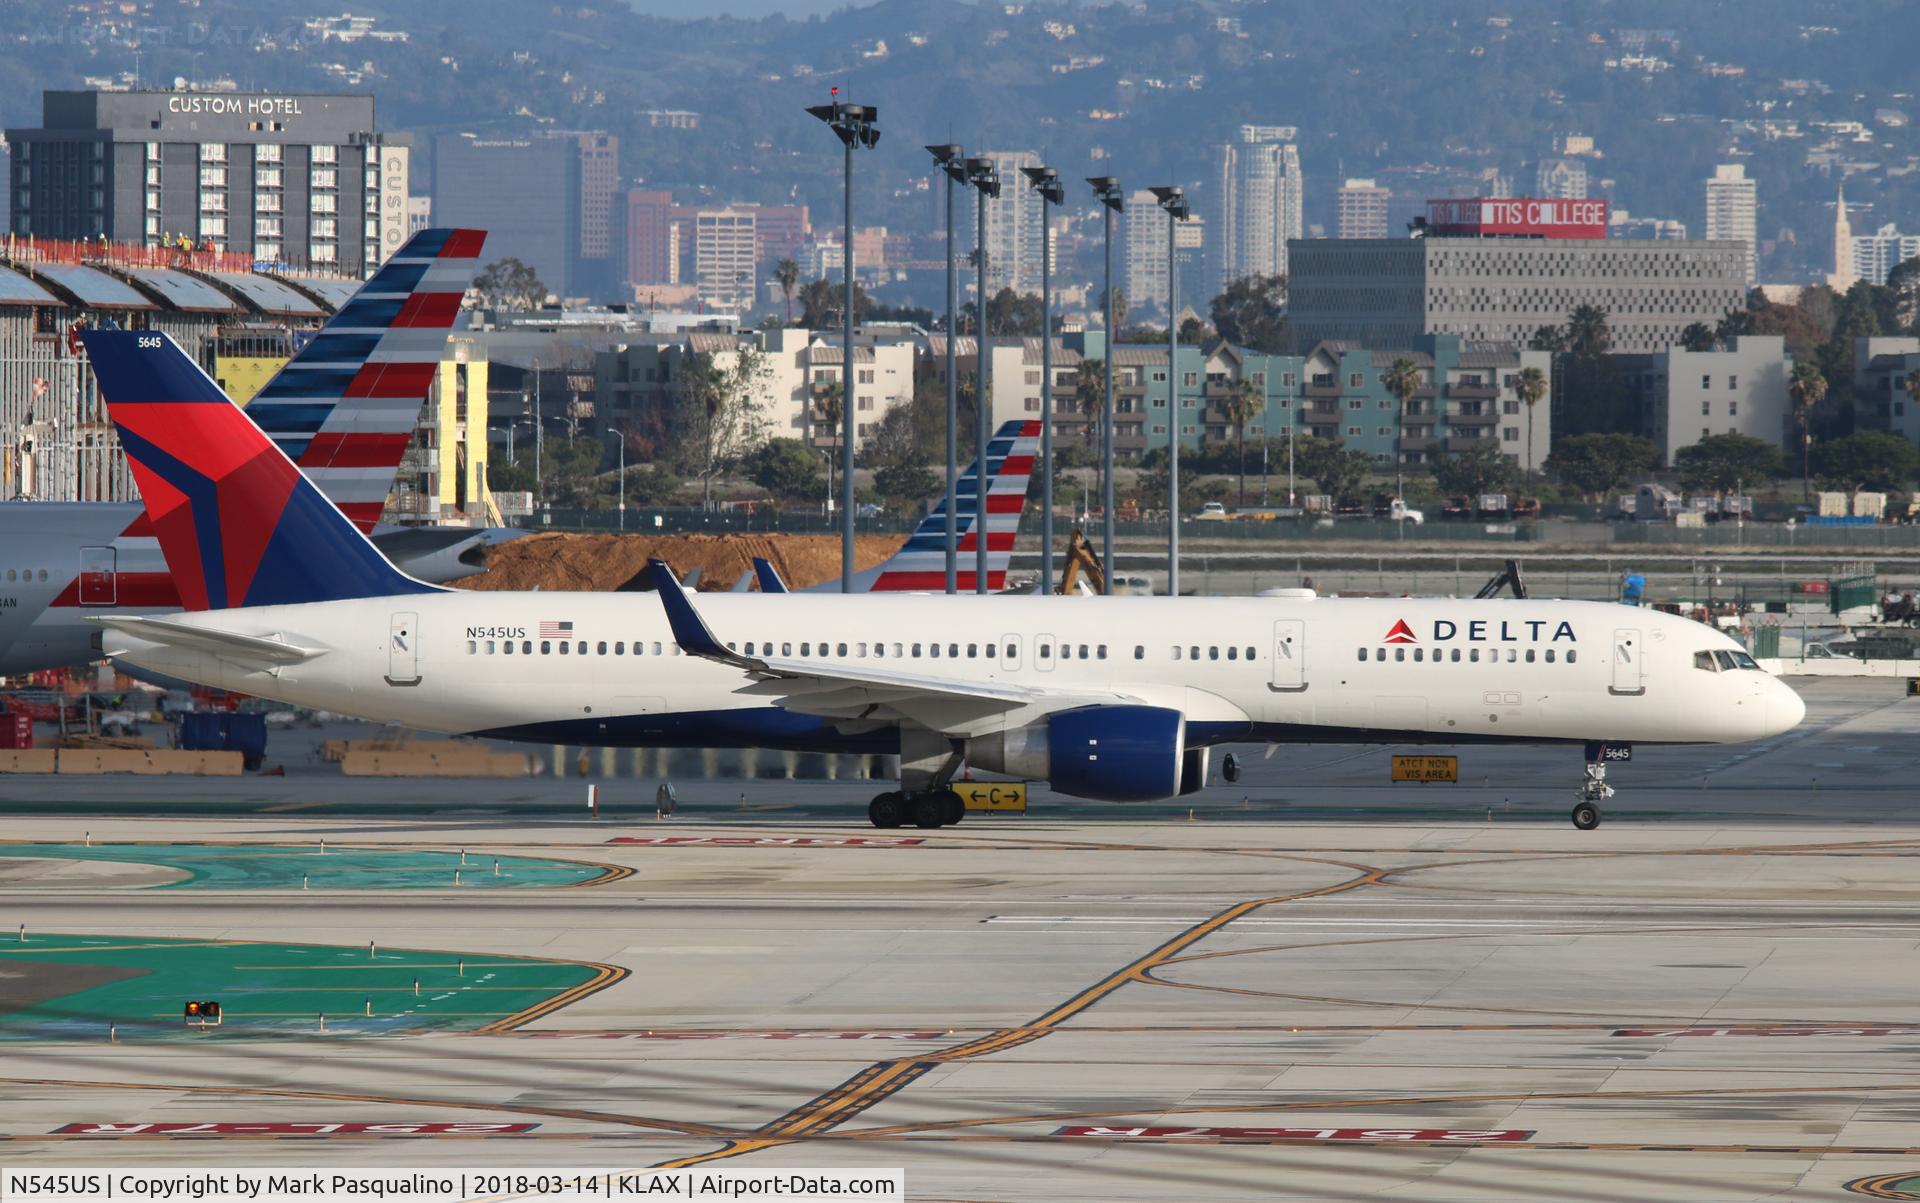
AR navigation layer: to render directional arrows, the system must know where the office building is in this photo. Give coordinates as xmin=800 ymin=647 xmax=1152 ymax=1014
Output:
xmin=1852 ymin=223 xmax=1920 ymax=286
xmin=1209 ymin=125 xmax=1303 ymax=299
xmin=1336 ymin=179 xmax=1391 ymax=240
xmin=1704 ymin=163 xmax=1758 ymax=285
xmin=7 ymin=88 xmax=405 ymax=272
xmin=574 ymin=131 xmax=620 ymax=296
xmin=1619 ymin=335 xmax=1795 ymax=464
xmin=1123 ymin=190 xmax=1203 ymax=317
xmin=975 ymin=150 xmax=1045 ymax=293
xmin=694 ymin=207 xmax=758 ymax=312
xmin=433 ymin=132 xmax=581 ymax=298
xmin=1289 ymin=198 xmax=1749 ymax=354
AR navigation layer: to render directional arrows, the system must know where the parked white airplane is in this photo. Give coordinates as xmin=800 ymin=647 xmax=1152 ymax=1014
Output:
xmin=81 ymin=330 xmax=1806 ymax=830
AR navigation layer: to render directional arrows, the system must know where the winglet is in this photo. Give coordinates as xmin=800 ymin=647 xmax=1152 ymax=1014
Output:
xmin=752 ymin=557 xmax=790 ymax=594
xmin=648 ymin=559 xmax=748 ymax=665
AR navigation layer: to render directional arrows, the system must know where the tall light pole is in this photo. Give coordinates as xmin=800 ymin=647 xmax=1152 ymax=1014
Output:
xmin=604 ymin=428 xmax=626 ymax=531
xmin=927 ymin=144 xmax=966 ymax=593
xmin=1150 ymin=185 xmax=1189 ymax=597
xmin=806 ymin=92 xmax=879 ymax=592
xmin=964 ymin=155 xmax=1000 ymax=594
xmin=1087 ymin=176 xmax=1122 ymax=595
xmin=1020 ymin=163 xmax=1064 ymax=594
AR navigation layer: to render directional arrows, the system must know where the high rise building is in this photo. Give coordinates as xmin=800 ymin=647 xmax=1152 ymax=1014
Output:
xmin=1123 ymin=191 xmax=1203 ymax=316
xmin=6 ymin=89 xmax=405 ymax=272
xmin=695 ymin=207 xmax=758 ymax=312
xmin=574 ymin=131 xmax=619 ymax=296
xmin=1209 ymin=125 xmax=1303 ymax=300
xmin=1829 ymin=184 xmax=1859 ymax=292
xmin=1535 ymin=157 xmax=1589 ymax=200
xmin=974 ymin=150 xmax=1045 ymax=293
xmin=624 ymin=189 xmax=679 ymax=287
xmin=1853 ymin=223 xmax=1920 ymax=285
xmin=1336 ymin=179 xmax=1391 ymax=240
xmin=433 ymin=133 xmax=581 ymax=297
xmin=1704 ymin=163 xmax=1757 ymax=285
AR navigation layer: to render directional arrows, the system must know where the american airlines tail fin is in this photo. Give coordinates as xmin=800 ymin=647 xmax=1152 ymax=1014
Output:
xmin=812 ymin=419 xmax=1040 ymax=593
xmin=250 ymin=227 xmax=486 ymax=532
xmin=82 ymin=330 xmax=440 ymax=610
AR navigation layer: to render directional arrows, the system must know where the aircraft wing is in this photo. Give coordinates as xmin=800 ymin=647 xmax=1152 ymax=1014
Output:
xmin=90 ymin=615 xmax=327 ymax=669
xmin=647 ymin=559 xmax=1126 ymax=729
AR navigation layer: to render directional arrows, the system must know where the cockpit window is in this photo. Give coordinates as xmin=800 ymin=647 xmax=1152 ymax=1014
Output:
xmin=1694 ymin=650 xmax=1718 ymax=672
xmin=1731 ymin=651 xmax=1761 ymax=671
xmin=1714 ymin=650 xmax=1739 ymax=671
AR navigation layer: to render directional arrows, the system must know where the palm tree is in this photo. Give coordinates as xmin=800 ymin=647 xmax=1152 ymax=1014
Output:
xmin=1567 ymin=304 xmax=1611 ymax=359
xmin=773 ymin=258 xmax=800 ymax=326
xmin=1382 ymin=356 xmax=1422 ymax=497
xmin=1074 ymin=358 xmax=1106 ymax=450
xmin=1223 ymin=374 xmax=1266 ymax=504
xmin=813 ymin=379 xmax=844 ymax=505
xmin=1788 ymin=360 xmax=1828 ymax=501
xmin=1514 ymin=365 xmax=1548 ymax=479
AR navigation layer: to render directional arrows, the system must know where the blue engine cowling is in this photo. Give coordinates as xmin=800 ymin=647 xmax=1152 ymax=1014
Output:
xmin=1044 ymin=705 xmax=1185 ymax=802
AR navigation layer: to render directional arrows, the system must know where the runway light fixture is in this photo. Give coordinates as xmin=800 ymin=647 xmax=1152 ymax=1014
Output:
xmin=1086 ymin=176 xmax=1122 ymax=594
xmin=1021 ymin=165 xmax=1064 ymax=593
xmin=807 ymin=92 xmax=880 ymax=591
xmin=927 ymin=144 xmax=967 ymax=591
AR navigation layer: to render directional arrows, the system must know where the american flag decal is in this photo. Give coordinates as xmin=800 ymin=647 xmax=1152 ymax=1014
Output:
xmin=539 ymin=621 xmax=574 ymax=638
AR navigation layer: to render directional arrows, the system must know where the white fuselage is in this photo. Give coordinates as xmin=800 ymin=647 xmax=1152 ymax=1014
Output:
xmin=101 ymin=591 xmax=1806 ymax=753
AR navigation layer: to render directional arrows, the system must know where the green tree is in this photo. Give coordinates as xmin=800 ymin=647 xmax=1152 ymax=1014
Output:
xmin=1208 ymin=273 xmax=1289 ymax=352
xmin=1074 ymin=358 xmax=1105 ymax=449
xmin=811 ymin=378 xmax=844 ymax=502
xmin=773 ymin=258 xmax=800 ymax=326
xmin=798 ymin=277 xmax=871 ymax=328
xmin=1679 ymin=322 xmax=1716 ymax=352
xmin=671 ymin=348 xmax=773 ymax=506
xmin=1788 ymin=359 xmax=1829 ymax=500
xmin=1097 ymin=286 xmax=1129 ymax=334
xmin=874 ymin=460 xmax=939 ymax=509
xmin=1887 ymin=256 xmax=1920 ymax=334
xmin=963 ymin=287 xmax=1047 ymax=338
xmin=1566 ymin=304 xmax=1611 ymax=359
xmin=1545 ymin=433 xmax=1659 ymax=500
xmin=1222 ymin=374 xmax=1266 ymax=504
xmin=1381 ymin=355 xmax=1422 ymax=496
xmin=1430 ymin=440 xmax=1513 ymax=500
xmin=1514 ymin=365 xmax=1548 ymax=478
xmin=1674 ymin=433 xmax=1785 ymax=495
xmin=1528 ymin=324 xmax=1568 ymax=353
xmin=472 ymin=257 xmax=547 ymax=311
xmin=1811 ymin=431 xmax=1920 ymax=493
xmin=1294 ymin=436 xmax=1370 ymax=504
xmin=746 ymin=437 xmax=824 ymax=500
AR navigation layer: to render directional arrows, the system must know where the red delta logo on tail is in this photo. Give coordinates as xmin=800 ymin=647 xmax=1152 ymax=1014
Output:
xmin=1383 ymin=619 xmax=1418 ymax=644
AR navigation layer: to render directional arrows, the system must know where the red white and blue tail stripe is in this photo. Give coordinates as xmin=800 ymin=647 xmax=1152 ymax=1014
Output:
xmin=247 ymin=227 xmax=485 ymax=532
xmin=862 ymin=420 xmax=1040 ymax=593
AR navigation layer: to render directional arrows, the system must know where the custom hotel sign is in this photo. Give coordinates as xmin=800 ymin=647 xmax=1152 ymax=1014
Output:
xmin=1426 ymin=197 xmax=1610 ymax=239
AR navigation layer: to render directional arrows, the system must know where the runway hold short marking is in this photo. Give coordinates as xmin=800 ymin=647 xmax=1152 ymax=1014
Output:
xmin=1614 ymin=1026 xmax=1920 ymax=1038
xmin=605 ymin=836 xmax=925 ymax=847
xmin=530 ymin=1030 xmax=944 ymax=1041
xmin=52 ymin=1122 xmax=538 ymax=1136
xmin=1054 ymin=1125 xmax=1534 ymax=1143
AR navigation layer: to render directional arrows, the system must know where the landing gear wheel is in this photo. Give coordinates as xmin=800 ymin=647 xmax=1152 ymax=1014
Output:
xmin=1571 ymin=801 xmax=1602 ymax=831
xmin=911 ymin=793 xmax=946 ymax=829
xmin=941 ymin=789 xmax=965 ymax=825
xmin=869 ymin=792 xmax=904 ymax=829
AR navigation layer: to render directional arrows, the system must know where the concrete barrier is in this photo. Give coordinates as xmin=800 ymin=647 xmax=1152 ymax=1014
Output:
xmin=340 ymin=747 xmax=530 ymax=778
xmin=0 ymin=750 xmax=59 ymax=773
xmin=53 ymin=749 xmax=244 ymax=775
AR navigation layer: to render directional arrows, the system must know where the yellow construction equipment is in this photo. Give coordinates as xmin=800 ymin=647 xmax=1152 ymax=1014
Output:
xmin=1057 ymin=528 xmax=1106 ymax=596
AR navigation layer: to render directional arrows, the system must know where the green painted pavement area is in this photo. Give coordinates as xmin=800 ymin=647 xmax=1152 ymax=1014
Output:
xmin=0 ymin=843 xmax=621 ymax=889
xmin=0 ymin=933 xmax=620 ymax=1041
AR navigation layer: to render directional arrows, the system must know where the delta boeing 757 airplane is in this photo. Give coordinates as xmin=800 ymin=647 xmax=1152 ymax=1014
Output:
xmin=79 ymin=330 xmax=1806 ymax=831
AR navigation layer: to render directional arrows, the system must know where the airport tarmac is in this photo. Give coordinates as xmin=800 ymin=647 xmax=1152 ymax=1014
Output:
xmin=0 ymin=677 xmax=1915 ymax=1200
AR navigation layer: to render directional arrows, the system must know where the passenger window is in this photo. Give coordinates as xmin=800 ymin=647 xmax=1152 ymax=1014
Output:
xmin=559 ymin=642 xmax=570 ymax=655
xmin=1079 ymin=644 xmax=1089 ymax=659
xmin=1714 ymin=650 xmax=1738 ymax=670
xmin=1375 ymin=648 xmax=1386 ymax=661
xmin=577 ymin=641 xmax=587 ymax=655
xmin=1525 ymin=649 xmax=1535 ymax=663
xmin=742 ymin=642 xmax=752 ymax=655
xmin=1695 ymin=651 xmax=1717 ymax=671
xmin=486 ymin=640 xmax=496 ymax=654
xmin=1470 ymin=649 xmax=1480 ymax=663
xmin=949 ymin=643 xmax=959 ymax=657
xmin=986 ymin=645 xmax=997 ymax=658
xmin=1394 ymin=647 xmax=1405 ymax=662
xmin=1098 ymin=646 xmax=1108 ymax=659
xmin=1505 ymin=648 xmax=1516 ymax=663
xmin=1544 ymin=649 xmax=1554 ymax=663
xmin=1450 ymin=648 xmax=1460 ymax=662
xmin=523 ymin=641 xmax=533 ymax=654
xmin=967 ymin=644 xmax=977 ymax=658
xmin=1568 ymin=649 xmax=1577 ymax=663
xmin=892 ymin=643 xmax=903 ymax=657
xmin=541 ymin=641 xmax=551 ymax=654
xmin=783 ymin=642 xmax=792 ymax=656
xmin=504 ymin=641 xmax=515 ymax=656
xmin=1227 ymin=647 xmax=1238 ymax=660
xmin=857 ymin=642 xmax=868 ymax=656
xmin=874 ymin=644 xmax=885 ymax=658
xmin=911 ymin=643 xmax=921 ymax=657
xmin=598 ymin=641 xmax=608 ymax=655
xmin=1209 ymin=646 xmax=1219 ymax=661
xmin=1039 ymin=644 xmax=1051 ymax=659
xmin=1356 ymin=648 xmax=1366 ymax=662
xmin=1412 ymin=648 xmax=1422 ymax=662
xmin=1246 ymin=646 xmax=1255 ymax=659
xmin=1174 ymin=646 xmax=1184 ymax=661
xmin=927 ymin=643 xmax=937 ymax=657
xmin=467 ymin=640 xmax=477 ymax=655
xmin=1191 ymin=645 xmax=1201 ymax=660
xmin=837 ymin=642 xmax=848 ymax=656
xmin=615 ymin=642 xmax=624 ymax=654
xmin=1137 ymin=646 xmax=1147 ymax=660
xmin=653 ymin=642 xmax=663 ymax=656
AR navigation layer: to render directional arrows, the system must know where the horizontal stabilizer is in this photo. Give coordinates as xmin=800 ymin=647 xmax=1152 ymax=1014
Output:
xmin=89 ymin=615 xmax=326 ymax=667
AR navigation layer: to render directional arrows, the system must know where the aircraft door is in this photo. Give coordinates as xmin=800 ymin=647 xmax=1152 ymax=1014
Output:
xmin=386 ymin=611 xmax=421 ymax=686
xmin=1269 ymin=619 xmax=1305 ymax=692
xmin=999 ymin=634 xmax=1021 ymax=673
xmin=1610 ymin=627 xmax=1644 ymax=696
xmin=78 ymin=546 xmax=116 ymax=607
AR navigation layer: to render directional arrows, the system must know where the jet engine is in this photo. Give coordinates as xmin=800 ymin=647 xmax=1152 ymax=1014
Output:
xmin=968 ymin=705 xmax=1184 ymax=802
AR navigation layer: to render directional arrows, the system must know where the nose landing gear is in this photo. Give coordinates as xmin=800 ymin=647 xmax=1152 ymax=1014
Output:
xmin=1572 ymin=745 xmax=1621 ymax=830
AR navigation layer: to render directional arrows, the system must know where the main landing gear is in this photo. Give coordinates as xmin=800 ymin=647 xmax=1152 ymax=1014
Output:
xmin=869 ymin=789 xmax=965 ymax=829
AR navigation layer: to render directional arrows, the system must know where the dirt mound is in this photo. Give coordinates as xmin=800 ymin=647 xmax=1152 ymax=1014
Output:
xmin=460 ymin=532 xmax=907 ymax=593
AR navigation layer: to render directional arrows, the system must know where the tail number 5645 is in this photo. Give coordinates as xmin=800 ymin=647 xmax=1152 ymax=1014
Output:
xmin=137 ymin=336 xmax=163 ymax=349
